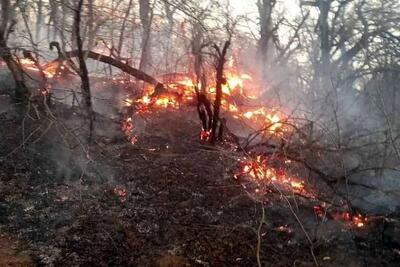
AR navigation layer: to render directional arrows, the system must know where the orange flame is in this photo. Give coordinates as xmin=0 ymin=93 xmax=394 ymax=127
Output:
xmin=200 ymin=129 xmax=211 ymax=141
xmin=120 ymin=58 xmax=286 ymax=146
xmin=236 ymin=156 xmax=307 ymax=194
xmin=17 ymin=58 xmax=62 ymax=79
xmin=314 ymin=205 xmax=369 ymax=229
xmin=121 ymin=117 xmax=138 ymax=144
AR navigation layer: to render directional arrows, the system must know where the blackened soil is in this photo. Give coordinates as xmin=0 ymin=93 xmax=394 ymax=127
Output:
xmin=0 ymin=105 xmax=398 ymax=266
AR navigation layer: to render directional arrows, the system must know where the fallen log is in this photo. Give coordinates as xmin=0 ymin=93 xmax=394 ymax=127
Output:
xmin=49 ymin=42 xmax=165 ymax=95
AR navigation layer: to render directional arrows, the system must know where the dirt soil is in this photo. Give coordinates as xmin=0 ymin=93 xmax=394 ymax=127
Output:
xmin=0 ymin=103 xmax=399 ymax=266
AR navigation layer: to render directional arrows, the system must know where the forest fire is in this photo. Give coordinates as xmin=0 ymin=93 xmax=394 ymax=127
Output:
xmin=121 ymin=117 xmax=138 ymax=144
xmin=131 ymin=76 xmax=195 ymax=112
xmin=234 ymin=155 xmax=308 ymax=195
xmin=236 ymin=107 xmax=283 ymax=133
xmin=1 ymin=56 xmax=284 ymax=138
xmin=123 ymin=63 xmax=284 ymax=141
xmin=335 ymin=211 xmax=368 ymax=228
xmin=17 ymin=58 xmax=61 ymax=78
xmin=314 ymin=205 xmax=369 ymax=229
xmin=136 ymin=93 xmax=181 ymax=111
xmin=235 ymin=156 xmax=370 ymax=230
xmin=200 ymin=129 xmax=212 ymax=141
xmin=1 ymin=0 xmax=399 ymax=265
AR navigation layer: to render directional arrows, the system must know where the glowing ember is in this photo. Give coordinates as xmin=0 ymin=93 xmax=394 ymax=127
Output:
xmin=128 ymin=135 xmax=138 ymax=145
xmin=340 ymin=212 xmax=368 ymax=228
xmin=313 ymin=204 xmax=326 ymax=217
xmin=113 ymin=187 xmax=127 ymax=198
xmin=314 ymin=205 xmax=369 ymax=229
xmin=200 ymin=129 xmax=211 ymax=141
xmin=290 ymin=181 xmax=305 ymax=190
xmin=352 ymin=214 xmax=366 ymax=228
xmin=236 ymin=155 xmax=306 ymax=194
xmin=121 ymin=117 xmax=138 ymax=145
xmin=18 ymin=58 xmax=36 ymax=66
xmin=124 ymin=98 xmax=134 ymax=107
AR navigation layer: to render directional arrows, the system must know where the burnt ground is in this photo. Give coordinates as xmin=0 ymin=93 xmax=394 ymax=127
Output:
xmin=0 ymin=102 xmax=399 ymax=267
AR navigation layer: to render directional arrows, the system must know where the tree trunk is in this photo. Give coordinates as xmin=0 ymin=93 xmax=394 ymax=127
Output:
xmin=210 ymin=41 xmax=230 ymax=144
xmin=318 ymin=0 xmax=332 ymax=93
xmin=139 ymin=0 xmax=152 ymax=72
xmin=74 ymin=0 xmax=94 ymax=142
xmin=257 ymin=0 xmax=276 ymax=84
xmin=35 ymin=0 xmax=43 ymax=42
xmin=117 ymin=0 xmax=134 ymax=56
xmin=86 ymin=0 xmax=95 ymax=51
xmin=191 ymin=22 xmax=207 ymax=94
xmin=48 ymin=0 xmax=58 ymax=42
xmin=0 ymin=0 xmax=28 ymax=102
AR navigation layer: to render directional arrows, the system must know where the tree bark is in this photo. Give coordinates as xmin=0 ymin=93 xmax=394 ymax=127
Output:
xmin=139 ymin=0 xmax=153 ymax=72
xmin=86 ymin=0 xmax=95 ymax=51
xmin=191 ymin=21 xmax=207 ymax=94
xmin=74 ymin=0 xmax=94 ymax=142
xmin=0 ymin=0 xmax=28 ymax=102
xmin=318 ymin=0 xmax=332 ymax=93
xmin=257 ymin=0 xmax=276 ymax=84
xmin=50 ymin=49 xmax=163 ymax=89
xmin=48 ymin=0 xmax=59 ymax=42
xmin=210 ymin=41 xmax=230 ymax=144
xmin=35 ymin=0 xmax=43 ymax=42
xmin=117 ymin=0 xmax=134 ymax=56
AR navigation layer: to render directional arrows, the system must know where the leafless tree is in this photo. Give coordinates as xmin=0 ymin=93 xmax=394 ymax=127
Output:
xmin=0 ymin=0 xmax=28 ymax=102
xmin=138 ymin=0 xmax=153 ymax=72
xmin=74 ymin=0 xmax=94 ymax=142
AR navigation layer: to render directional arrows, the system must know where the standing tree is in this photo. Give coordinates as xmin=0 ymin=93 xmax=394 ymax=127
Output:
xmin=35 ymin=0 xmax=44 ymax=42
xmin=257 ymin=0 xmax=276 ymax=84
xmin=210 ymin=40 xmax=230 ymax=144
xmin=74 ymin=0 xmax=94 ymax=142
xmin=117 ymin=0 xmax=134 ymax=56
xmin=139 ymin=0 xmax=153 ymax=72
xmin=0 ymin=0 xmax=28 ymax=102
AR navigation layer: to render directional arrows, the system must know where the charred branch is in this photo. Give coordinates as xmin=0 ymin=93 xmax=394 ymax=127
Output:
xmin=48 ymin=44 xmax=165 ymax=93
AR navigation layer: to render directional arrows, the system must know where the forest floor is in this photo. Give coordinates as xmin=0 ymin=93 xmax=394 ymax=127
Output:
xmin=0 ymin=100 xmax=399 ymax=266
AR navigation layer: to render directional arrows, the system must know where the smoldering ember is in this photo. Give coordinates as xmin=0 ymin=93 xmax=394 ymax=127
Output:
xmin=0 ymin=0 xmax=399 ymax=266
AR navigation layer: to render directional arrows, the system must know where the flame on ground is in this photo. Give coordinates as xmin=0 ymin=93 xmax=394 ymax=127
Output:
xmin=239 ymin=108 xmax=283 ymax=133
xmin=2 ymin=57 xmax=372 ymax=232
xmin=17 ymin=58 xmax=62 ymax=78
xmin=234 ymin=155 xmax=308 ymax=194
xmin=121 ymin=117 xmax=138 ymax=145
xmin=200 ymin=129 xmax=211 ymax=141
xmin=336 ymin=211 xmax=368 ymax=228
xmin=124 ymin=60 xmax=284 ymax=139
xmin=236 ymin=157 xmax=369 ymax=230
xmin=118 ymin=57 xmax=286 ymax=148
xmin=314 ymin=204 xmax=369 ymax=229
